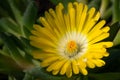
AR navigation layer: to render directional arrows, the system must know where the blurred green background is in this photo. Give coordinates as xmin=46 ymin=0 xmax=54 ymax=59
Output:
xmin=0 ymin=0 xmax=120 ymax=80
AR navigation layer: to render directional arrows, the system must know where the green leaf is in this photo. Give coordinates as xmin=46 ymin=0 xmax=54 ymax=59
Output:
xmin=0 ymin=37 xmax=3 ymax=46
xmin=24 ymin=67 xmax=78 ymax=80
xmin=0 ymin=54 xmax=22 ymax=74
xmin=88 ymin=73 xmax=120 ymax=80
xmin=113 ymin=30 xmax=120 ymax=46
xmin=7 ymin=0 xmax=23 ymax=26
xmin=50 ymin=0 xmax=74 ymax=9
xmin=0 ymin=0 xmax=13 ymax=18
xmin=23 ymin=72 xmax=35 ymax=80
xmin=0 ymin=6 xmax=9 ymax=17
xmin=8 ymin=76 xmax=16 ymax=80
xmin=23 ymin=1 xmax=37 ymax=31
xmin=88 ymin=0 xmax=101 ymax=10
xmin=0 ymin=32 xmax=33 ymax=69
xmin=0 ymin=18 xmax=22 ymax=36
xmin=9 ymin=34 xmax=33 ymax=56
xmin=23 ymin=26 xmax=32 ymax=38
xmin=0 ymin=46 xmax=10 ymax=57
xmin=20 ymin=37 xmax=33 ymax=55
xmin=104 ymin=22 xmax=120 ymax=41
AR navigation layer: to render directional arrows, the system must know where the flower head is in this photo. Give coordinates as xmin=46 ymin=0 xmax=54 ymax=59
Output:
xmin=30 ymin=2 xmax=113 ymax=78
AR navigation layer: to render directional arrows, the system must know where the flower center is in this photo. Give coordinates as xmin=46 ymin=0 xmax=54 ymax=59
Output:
xmin=65 ymin=41 xmax=79 ymax=57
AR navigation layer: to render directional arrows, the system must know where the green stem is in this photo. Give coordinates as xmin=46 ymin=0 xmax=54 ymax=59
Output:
xmin=112 ymin=0 xmax=120 ymax=24
xmin=100 ymin=0 xmax=109 ymax=18
xmin=102 ymin=7 xmax=112 ymax=20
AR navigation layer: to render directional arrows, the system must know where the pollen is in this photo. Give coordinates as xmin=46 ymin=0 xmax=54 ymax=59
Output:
xmin=65 ymin=41 xmax=78 ymax=55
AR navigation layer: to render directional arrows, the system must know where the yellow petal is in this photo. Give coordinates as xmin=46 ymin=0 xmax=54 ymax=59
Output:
xmin=92 ymin=59 xmax=105 ymax=67
xmin=89 ymin=33 xmax=109 ymax=44
xmin=82 ymin=12 xmax=100 ymax=34
xmin=78 ymin=5 xmax=88 ymax=32
xmin=55 ymin=3 xmax=66 ymax=32
xmin=32 ymin=50 xmax=56 ymax=59
xmin=46 ymin=60 xmax=65 ymax=72
xmin=87 ymin=7 xmax=96 ymax=21
xmin=53 ymin=59 xmax=66 ymax=70
xmin=39 ymin=17 xmax=51 ymax=30
xmin=102 ymin=42 xmax=113 ymax=48
xmin=89 ymin=48 xmax=106 ymax=53
xmin=72 ymin=60 xmax=79 ymax=74
xmin=41 ymin=56 xmax=59 ymax=67
xmin=91 ymin=53 xmax=104 ymax=59
xmin=64 ymin=14 xmax=71 ymax=31
xmin=44 ymin=11 xmax=55 ymax=28
xmin=82 ymin=19 xmax=97 ymax=34
xmin=87 ymin=29 xmax=103 ymax=41
xmin=52 ymin=70 xmax=59 ymax=75
xmin=89 ymin=42 xmax=113 ymax=48
xmin=79 ymin=68 xmax=88 ymax=75
xmin=94 ymin=12 xmax=100 ymax=21
xmin=88 ymin=20 xmax=106 ymax=35
xmin=32 ymin=24 xmax=58 ymax=41
xmin=68 ymin=3 xmax=75 ymax=31
xmin=86 ymin=60 xmax=95 ymax=68
xmin=66 ymin=62 xmax=72 ymax=78
xmin=60 ymin=60 xmax=70 ymax=75
xmin=101 ymin=26 xmax=110 ymax=32
xmin=30 ymin=37 xmax=56 ymax=49
xmin=103 ymin=52 xmax=109 ymax=57
xmin=74 ymin=3 xmax=83 ymax=29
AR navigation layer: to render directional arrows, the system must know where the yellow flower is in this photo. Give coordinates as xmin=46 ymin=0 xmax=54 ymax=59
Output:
xmin=30 ymin=2 xmax=113 ymax=78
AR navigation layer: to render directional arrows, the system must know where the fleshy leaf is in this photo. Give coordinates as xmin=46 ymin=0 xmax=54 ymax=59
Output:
xmin=113 ymin=30 xmax=120 ymax=46
xmin=8 ymin=0 xmax=23 ymax=26
xmin=0 ymin=18 xmax=22 ymax=36
xmin=23 ymin=1 xmax=37 ymax=31
xmin=0 ymin=32 xmax=34 ymax=70
xmin=24 ymin=67 xmax=78 ymax=80
xmin=50 ymin=0 xmax=74 ymax=9
xmin=88 ymin=0 xmax=101 ymax=10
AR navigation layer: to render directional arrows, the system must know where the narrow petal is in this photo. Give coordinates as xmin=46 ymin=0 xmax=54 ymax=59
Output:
xmin=68 ymin=3 xmax=75 ymax=31
xmin=87 ymin=7 xmax=96 ymax=20
xmin=66 ymin=63 xmax=72 ymax=78
xmin=86 ymin=60 xmax=95 ymax=68
xmin=32 ymin=51 xmax=56 ymax=59
xmin=41 ymin=56 xmax=60 ymax=67
xmin=52 ymin=70 xmax=59 ymax=75
xmin=92 ymin=59 xmax=105 ymax=67
xmin=74 ymin=3 xmax=84 ymax=29
xmin=72 ymin=60 xmax=79 ymax=74
xmin=78 ymin=5 xmax=88 ymax=32
xmin=60 ymin=60 xmax=70 ymax=75
xmin=89 ymin=33 xmax=109 ymax=44
xmin=88 ymin=20 xmax=106 ymax=35
xmin=53 ymin=59 xmax=66 ymax=70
